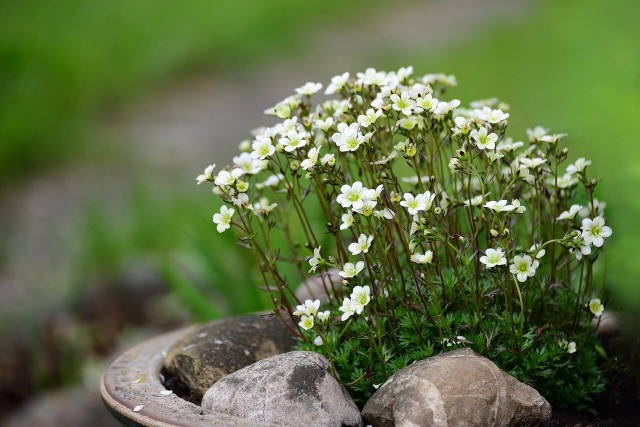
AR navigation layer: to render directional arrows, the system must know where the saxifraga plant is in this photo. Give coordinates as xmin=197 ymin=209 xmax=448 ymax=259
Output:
xmin=197 ymin=67 xmax=612 ymax=409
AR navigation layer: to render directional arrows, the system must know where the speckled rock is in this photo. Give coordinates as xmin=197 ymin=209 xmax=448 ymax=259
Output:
xmin=362 ymin=348 xmax=551 ymax=427
xmin=202 ymin=351 xmax=363 ymax=427
xmin=162 ymin=314 xmax=295 ymax=402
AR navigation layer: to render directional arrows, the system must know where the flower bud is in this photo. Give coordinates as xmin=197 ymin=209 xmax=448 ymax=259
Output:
xmin=238 ymin=139 xmax=251 ymax=152
xmin=390 ymin=191 xmax=401 ymax=203
xmin=490 ymin=229 xmax=499 ymax=238
xmin=305 ymin=172 xmax=313 ymax=179
xmin=236 ymin=180 xmax=249 ymax=193
xmin=434 ymin=207 xmax=442 ymax=216
xmin=502 ymin=228 xmax=510 ymax=237
xmin=290 ymin=160 xmax=300 ymax=171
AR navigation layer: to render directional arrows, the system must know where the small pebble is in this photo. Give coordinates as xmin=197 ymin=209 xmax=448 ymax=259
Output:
xmin=133 ymin=405 xmax=145 ymax=412
xmin=159 ymin=390 xmax=173 ymax=396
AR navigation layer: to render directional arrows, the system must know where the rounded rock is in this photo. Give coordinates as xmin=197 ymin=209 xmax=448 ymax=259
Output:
xmin=202 ymin=351 xmax=363 ymax=427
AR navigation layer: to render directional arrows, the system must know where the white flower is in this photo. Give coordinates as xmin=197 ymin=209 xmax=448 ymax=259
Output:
xmin=400 ymin=192 xmax=435 ymax=215
xmin=233 ymin=152 xmax=267 ymax=175
xmin=339 ymin=298 xmax=356 ymax=321
xmin=357 ymin=108 xmax=383 ymax=127
xmin=432 ymin=99 xmax=460 ymax=116
xmin=371 ymin=150 xmax=397 ymax=165
xmin=251 ymin=136 xmax=276 ymax=159
xmin=422 ymin=73 xmax=457 ymax=86
xmin=449 ymin=157 xmax=460 ymax=172
xmin=484 ymin=200 xmax=514 ymax=213
xmin=313 ymin=336 xmax=323 ymax=346
xmin=348 ymin=234 xmax=374 ymax=255
xmin=294 ymin=299 xmax=320 ymax=317
xmin=231 ymin=193 xmax=250 ymax=208
xmin=480 ymin=248 xmax=507 ymax=268
xmin=411 ymin=250 xmax=433 ymax=265
xmin=373 ymin=208 xmax=395 ymax=220
xmin=318 ymin=311 xmax=331 ymax=323
xmin=314 ymin=117 xmax=335 ymax=132
xmin=539 ymin=133 xmax=567 ymax=144
xmin=570 ymin=239 xmax=592 ymax=261
xmin=299 ymin=315 xmax=314 ymax=330
xmin=280 ymin=129 xmax=308 ymax=152
xmin=414 ymin=94 xmax=438 ymax=114
xmin=397 ymin=116 xmax=418 ymax=130
xmin=255 ymin=174 xmax=283 ymax=189
xmin=520 ymin=157 xmax=547 ymax=169
xmin=566 ymin=157 xmax=592 ymax=175
xmin=464 ymin=195 xmax=484 ymax=207
xmin=196 ymin=164 xmax=216 ymax=185
xmin=353 ymin=199 xmax=378 ymax=217
xmin=529 ymin=244 xmax=546 ymax=259
xmin=340 ymin=212 xmax=355 ymax=230
xmin=332 ymin=122 xmax=368 ymax=152
xmin=308 ymin=246 xmax=323 ymax=273
xmin=557 ymin=204 xmax=583 ymax=221
xmin=526 ymin=126 xmax=549 ymax=141
xmin=581 ymin=216 xmax=612 ymax=247
xmin=325 ymin=72 xmax=349 ymax=94
xmin=470 ymin=127 xmax=498 ymax=150
xmin=553 ymin=173 xmax=578 ymax=189
xmin=336 ymin=181 xmax=366 ymax=209
xmin=390 ymin=92 xmax=416 ymax=116
xmin=511 ymin=199 xmax=526 ymax=213
xmin=301 ymin=145 xmax=321 ymax=171
xmin=559 ymin=340 xmax=577 ymax=354
xmin=497 ymin=138 xmax=524 ymax=152
xmin=252 ymin=198 xmax=277 ymax=216
xmin=589 ymin=299 xmax=604 ymax=317
xmin=213 ymin=205 xmax=234 ymax=233
xmin=486 ymin=152 xmax=504 ymax=163
xmin=339 ymin=261 xmax=365 ymax=278
xmin=214 ymin=168 xmax=243 ymax=187
xmin=350 ymin=286 xmax=371 ymax=314
xmin=320 ymin=153 xmax=335 ymax=166
xmin=295 ymin=82 xmax=322 ymax=96
xmin=509 ymin=255 xmax=539 ymax=282
xmin=479 ymin=107 xmax=509 ymax=124
xmin=357 ymin=68 xmax=388 ymax=86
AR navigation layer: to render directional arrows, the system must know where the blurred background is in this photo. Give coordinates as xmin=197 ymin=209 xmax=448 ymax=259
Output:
xmin=1 ymin=0 xmax=638 ymax=425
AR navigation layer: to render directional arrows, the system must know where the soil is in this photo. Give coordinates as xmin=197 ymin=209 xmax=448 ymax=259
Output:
xmin=548 ymin=375 xmax=640 ymax=426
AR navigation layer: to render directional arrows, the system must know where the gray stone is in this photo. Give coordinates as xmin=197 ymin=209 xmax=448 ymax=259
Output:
xmin=162 ymin=314 xmax=295 ymax=402
xmin=202 ymin=351 xmax=363 ymax=427
xmin=295 ymin=269 xmax=342 ymax=303
xmin=362 ymin=348 xmax=551 ymax=427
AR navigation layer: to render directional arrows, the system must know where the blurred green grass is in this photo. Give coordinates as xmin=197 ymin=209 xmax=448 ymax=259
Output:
xmin=0 ymin=0 xmax=384 ymax=186
xmin=396 ymin=0 xmax=640 ymax=307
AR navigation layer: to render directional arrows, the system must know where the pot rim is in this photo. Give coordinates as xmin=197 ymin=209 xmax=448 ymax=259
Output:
xmin=100 ymin=321 xmax=275 ymax=426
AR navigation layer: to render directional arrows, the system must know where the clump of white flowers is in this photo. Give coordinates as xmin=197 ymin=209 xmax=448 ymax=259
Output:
xmin=197 ymin=67 xmax=613 ymax=407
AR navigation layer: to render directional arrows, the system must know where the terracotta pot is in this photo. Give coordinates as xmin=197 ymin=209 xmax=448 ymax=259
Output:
xmin=100 ymin=323 xmax=274 ymax=426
